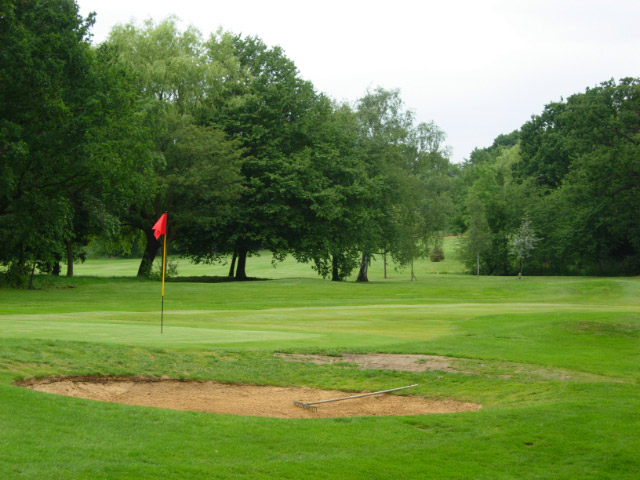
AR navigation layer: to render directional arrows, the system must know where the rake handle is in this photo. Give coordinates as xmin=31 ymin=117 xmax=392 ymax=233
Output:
xmin=296 ymin=384 xmax=418 ymax=407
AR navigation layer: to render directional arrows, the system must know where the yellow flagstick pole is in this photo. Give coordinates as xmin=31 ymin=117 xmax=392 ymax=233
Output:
xmin=161 ymin=213 xmax=167 ymax=334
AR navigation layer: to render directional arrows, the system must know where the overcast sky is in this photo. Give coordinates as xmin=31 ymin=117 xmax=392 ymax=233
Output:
xmin=77 ymin=0 xmax=640 ymax=163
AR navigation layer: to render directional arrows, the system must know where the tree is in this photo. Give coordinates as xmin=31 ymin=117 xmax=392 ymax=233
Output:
xmin=0 ymin=0 xmax=91 ymax=279
xmin=458 ymin=193 xmax=491 ymax=276
xmin=517 ymin=78 xmax=640 ymax=274
xmin=519 ymin=102 xmax=571 ymax=188
xmin=201 ymin=33 xmax=320 ymax=279
xmin=0 ymin=0 xmax=153 ymax=284
xmin=106 ymin=19 xmax=244 ymax=277
xmin=286 ymin=98 xmax=373 ymax=281
xmin=352 ymin=88 xmax=453 ymax=282
xmin=61 ymin=43 xmax=156 ymax=276
xmin=163 ymin=122 xmax=244 ymax=266
xmin=391 ymin=121 xmax=453 ymax=279
xmin=509 ymin=216 xmax=539 ymax=279
xmin=458 ymin=143 xmax=536 ymax=275
xmin=353 ymin=87 xmax=414 ymax=282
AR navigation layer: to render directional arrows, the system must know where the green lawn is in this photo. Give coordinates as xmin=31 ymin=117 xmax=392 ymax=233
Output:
xmin=0 ymin=260 xmax=638 ymax=478
xmin=75 ymin=236 xmax=466 ymax=279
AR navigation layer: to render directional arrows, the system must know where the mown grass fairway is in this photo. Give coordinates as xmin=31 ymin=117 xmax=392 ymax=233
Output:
xmin=74 ymin=236 xmax=466 ymax=279
xmin=1 ymin=264 xmax=639 ymax=478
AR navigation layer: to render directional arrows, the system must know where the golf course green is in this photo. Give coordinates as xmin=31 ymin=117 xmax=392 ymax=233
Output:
xmin=1 ymin=254 xmax=638 ymax=478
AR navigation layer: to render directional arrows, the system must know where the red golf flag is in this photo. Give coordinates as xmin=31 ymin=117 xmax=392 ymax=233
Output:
xmin=152 ymin=213 xmax=167 ymax=240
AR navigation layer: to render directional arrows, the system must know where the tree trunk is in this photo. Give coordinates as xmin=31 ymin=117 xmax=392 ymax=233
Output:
xmin=477 ymin=251 xmax=480 ymax=277
xmin=52 ymin=262 xmax=61 ymax=276
xmin=331 ymin=255 xmax=341 ymax=282
xmin=410 ymin=259 xmax=416 ymax=282
xmin=28 ymin=261 xmax=37 ymax=290
xmin=17 ymin=245 xmax=25 ymax=271
xmin=383 ymin=252 xmax=387 ymax=279
xmin=519 ymin=260 xmax=523 ymax=279
xmin=65 ymin=240 xmax=74 ymax=277
xmin=235 ymin=245 xmax=248 ymax=280
xmin=356 ymin=253 xmax=369 ymax=282
xmin=137 ymin=229 xmax=161 ymax=277
xmin=228 ymin=249 xmax=237 ymax=277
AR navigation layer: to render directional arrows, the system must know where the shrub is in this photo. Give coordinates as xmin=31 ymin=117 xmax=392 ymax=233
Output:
xmin=430 ymin=246 xmax=445 ymax=262
xmin=150 ymin=259 xmax=179 ymax=280
xmin=0 ymin=262 xmax=30 ymax=288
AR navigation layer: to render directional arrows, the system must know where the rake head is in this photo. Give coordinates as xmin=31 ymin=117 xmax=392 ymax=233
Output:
xmin=293 ymin=400 xmax=318 ymax=412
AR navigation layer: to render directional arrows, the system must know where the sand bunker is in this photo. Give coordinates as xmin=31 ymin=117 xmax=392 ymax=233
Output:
xmin=18 ymin=376 xmax=481 ymax=418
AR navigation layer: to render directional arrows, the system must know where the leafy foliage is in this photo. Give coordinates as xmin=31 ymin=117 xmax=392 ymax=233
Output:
xmin=6 ymin=2 xmax=638 ymax=284
xmin=454 ymin=78 xmax=640 ymax=276
xmin=429 ymin=245 xmax=445 ymax=262
xmin=106 ymin=19 xmax=244 ymax=277
xmin=457 ymin=193 xmax=491 ymax=275
xmin=0 ymin=0 xmax=153 ymax=282
xmin=508 ymin=216 xmax=540 ymax=278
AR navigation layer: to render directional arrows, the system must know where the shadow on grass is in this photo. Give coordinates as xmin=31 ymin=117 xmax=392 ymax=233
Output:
xmin=167 ymin=276 xmax=269 ymax=283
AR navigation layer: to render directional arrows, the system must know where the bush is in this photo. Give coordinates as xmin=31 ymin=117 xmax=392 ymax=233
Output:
xmin=0 ymin=262 xmax=30 ymax=288
xmin=150 ymin=258 xmax=179 ymax=280
xmin=430 ymin=246 xmax=445 ymax=262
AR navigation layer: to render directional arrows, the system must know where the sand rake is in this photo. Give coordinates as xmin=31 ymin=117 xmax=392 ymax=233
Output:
xmin=293 ymin=384 xmax=418 ymax=412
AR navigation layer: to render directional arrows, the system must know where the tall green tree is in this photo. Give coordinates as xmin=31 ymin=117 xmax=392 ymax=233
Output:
xmin=354 ymin=88 xmax=413 ymax=282
xmin=61 ymin=43 xmax=156 ymax=276
xmin=201 ymin=33 xmax=319 ymax=279
xmin=287 ymin=98 xmax=373 ymax=281
xmin=106 ymin=19 xmax=244 ymax=277
xmin=0 ymin=0 xmax=153 ymax=284
xmin=462 ymin=144 xmax=536 ymax=275
xmin=519 ymin=78 xmax=640 ymax=273
xmin=457 ymin=193 xmax=491 ymax=276
xmin=389 ymin=121 xmax=453 ymax=280
xmin=1 ymin=0 xmax=92 ymax=278
xmin=353 ymin=88 xmax=453 ymax=281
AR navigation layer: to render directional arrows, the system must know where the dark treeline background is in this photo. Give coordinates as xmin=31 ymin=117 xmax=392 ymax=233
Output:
xmin=1 ymin=0 xmax=639 ymax=286
xmin=456 ymin=78 xmax=640 ymax=276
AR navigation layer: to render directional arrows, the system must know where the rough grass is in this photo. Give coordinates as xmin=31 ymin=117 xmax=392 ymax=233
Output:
xmin=0 ymin=265 xmax=638 ymax=479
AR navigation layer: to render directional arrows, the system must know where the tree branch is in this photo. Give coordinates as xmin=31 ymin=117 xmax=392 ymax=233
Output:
xmin=611 ymin=126 xmax=639 ymax=145
xmin=609 ymin=172 xmax=640 ymax=197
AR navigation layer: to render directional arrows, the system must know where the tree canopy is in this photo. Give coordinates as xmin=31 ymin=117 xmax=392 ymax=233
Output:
xmin=3 ymin=1 xmax=639 ymax=285
xmin=456 ymin=78 xmax=640 ymax=276
xmin=0 ymin=0 xmax=154 ymax=284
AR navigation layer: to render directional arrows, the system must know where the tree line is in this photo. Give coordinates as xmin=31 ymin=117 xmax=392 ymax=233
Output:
xmin=0 ymin=0 xmax=453 ymax=286
xmin=2 ymin=0 xmax=638 ymax=287
xmin=456 ymin=78 xmax=640 ymax=276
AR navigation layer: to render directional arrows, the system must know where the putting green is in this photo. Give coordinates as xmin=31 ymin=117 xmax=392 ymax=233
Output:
xmin=2 ymin=301 xmax=638 ymax=351
xmin=0 ymin=319 xmax=321 ymax=346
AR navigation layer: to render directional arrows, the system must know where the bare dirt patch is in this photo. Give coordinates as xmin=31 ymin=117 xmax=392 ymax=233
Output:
xmin=568 ymin=321 xmax=640 ymax=338
xmin=277 ymin=353 xmax=458 ymax=373
xmin=17 ymin=376 xmax=481 ymax=418
xmin=276 ymin=353 xmax=624 ymax=382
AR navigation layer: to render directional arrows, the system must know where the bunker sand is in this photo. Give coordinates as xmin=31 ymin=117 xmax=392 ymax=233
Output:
xmin=19 ymin=376 xmax=481 ymax=418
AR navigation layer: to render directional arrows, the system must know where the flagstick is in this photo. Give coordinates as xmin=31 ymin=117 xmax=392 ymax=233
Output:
xmin=161 ymin=223 xmax=167 ymax=334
